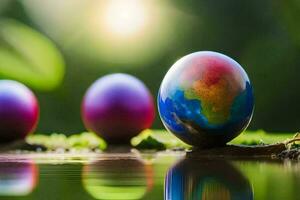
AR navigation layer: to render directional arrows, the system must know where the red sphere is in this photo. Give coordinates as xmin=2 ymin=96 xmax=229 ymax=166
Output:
xmin=0 ymin=80 xmax=39 ymax=143
xmin=81 ymin=74 xmax=155 ymax=144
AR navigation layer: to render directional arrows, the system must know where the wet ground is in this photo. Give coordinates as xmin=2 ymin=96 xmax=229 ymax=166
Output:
xmin=0 ymin=151 xmax=299 ymax=200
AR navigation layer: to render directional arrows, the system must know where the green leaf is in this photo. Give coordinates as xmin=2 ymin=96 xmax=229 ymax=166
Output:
xmin=0 ymin=18 xmax=65 ymax=90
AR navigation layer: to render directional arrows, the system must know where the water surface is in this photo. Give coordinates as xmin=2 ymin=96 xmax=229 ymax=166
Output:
xmin=0 ymin=152 xmax=299 ymax=200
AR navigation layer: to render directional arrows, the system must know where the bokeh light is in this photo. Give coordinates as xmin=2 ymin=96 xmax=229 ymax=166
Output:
xmin=101 ymin=0 xmax=149 ymax=37
xmin=0 ymin=0 xmax=10 ymax=14
xmin=0 ymin=19 xmax=65 ymax=91
xmin=22 ymin=0 xmax=192 ymax=66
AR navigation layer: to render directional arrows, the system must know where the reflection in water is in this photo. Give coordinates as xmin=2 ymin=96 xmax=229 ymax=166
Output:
xmin=235 ymin=161 xmax=300 ymax=200
xmin=82 ymin=157 xmax=153 ymax=200
xmin=0 ymin=161 xmax=38 ymax=196
xmin=165 ymin=158 xmax=253 ymax=200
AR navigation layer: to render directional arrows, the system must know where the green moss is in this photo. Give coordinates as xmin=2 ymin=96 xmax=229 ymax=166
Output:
xmin=134 ymin=136 xmax=166 ymax=150
xmin=131 ymin=129 xmax=191 ymax=150
xmin=132 ymin=129 xmax=295 ymax=150
xmin=26 ymin=129 xmax=295 ymax=151
xmin=230 ymin=130 xmax=294 ymax=145
xmin=26 ymin=132 xmax=107 ymax=151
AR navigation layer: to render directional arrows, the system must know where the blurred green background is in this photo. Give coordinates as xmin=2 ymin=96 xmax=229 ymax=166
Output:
xmin=0 ymin=0 xmax=299 ymax=134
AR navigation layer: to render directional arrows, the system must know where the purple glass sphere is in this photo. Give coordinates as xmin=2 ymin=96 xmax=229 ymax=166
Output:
xmin=82 ymin=74 xmax=155 ymax=144
xmin=0 ymin=80 xmax=39 ymax=143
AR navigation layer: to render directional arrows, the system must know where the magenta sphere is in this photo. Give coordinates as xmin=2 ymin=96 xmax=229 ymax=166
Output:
xmin=0 ymin=80 xmax=39 ymax=143
xmin=82 ymin=74 xmax=155 ymax=144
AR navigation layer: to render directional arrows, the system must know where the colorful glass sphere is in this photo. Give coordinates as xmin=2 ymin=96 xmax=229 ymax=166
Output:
xmin=82 ymin=73 xmax=155 ymax=144
xmin=158 ymin=51 xmax=254 ymax=147
xmin=0 ymin=80 xmax=39 ymax=143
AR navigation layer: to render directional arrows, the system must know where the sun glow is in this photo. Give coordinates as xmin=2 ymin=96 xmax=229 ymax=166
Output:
xmin=85 ymin=0 xmax=175 ymax=64
xmin=102 ymin=0 xmax=149 ymax=37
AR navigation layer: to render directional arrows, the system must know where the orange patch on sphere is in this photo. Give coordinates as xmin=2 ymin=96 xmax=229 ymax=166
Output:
xmin=193 ymin=73 xmax=239 ymax=124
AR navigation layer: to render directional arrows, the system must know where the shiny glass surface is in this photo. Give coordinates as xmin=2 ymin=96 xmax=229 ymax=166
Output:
xmin=158 ymin=51 xmax=254 ymax=147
